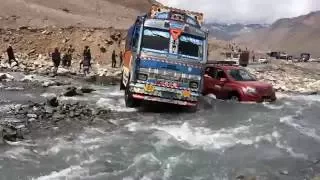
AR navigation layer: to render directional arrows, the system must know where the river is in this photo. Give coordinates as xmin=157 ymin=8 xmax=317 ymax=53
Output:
xmin=0 ymin=73 xmax=320 ymax=180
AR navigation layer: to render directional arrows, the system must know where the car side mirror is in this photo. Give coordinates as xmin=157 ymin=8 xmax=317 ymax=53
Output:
xmin=220 ymin=78 xmax=227 ymax=82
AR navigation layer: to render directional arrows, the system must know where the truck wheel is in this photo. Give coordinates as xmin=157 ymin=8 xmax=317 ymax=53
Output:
xmin=124 ymin=78 xmax=140 ymax=108
xmin=120 ymin=71 xmax=125 ymax=90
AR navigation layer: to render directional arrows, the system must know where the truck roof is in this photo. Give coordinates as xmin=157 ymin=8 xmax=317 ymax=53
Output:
xmin=148 ymin=4 xmax=204 ymax=27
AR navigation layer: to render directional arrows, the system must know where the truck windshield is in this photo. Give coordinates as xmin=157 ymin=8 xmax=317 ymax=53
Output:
xmin=178 ymin=34 xmax=203 ymax=59
xmin=228 ymin=69 xmax=256 ymax=81
xmin=141 ymin=28 xmax=170 ymax=53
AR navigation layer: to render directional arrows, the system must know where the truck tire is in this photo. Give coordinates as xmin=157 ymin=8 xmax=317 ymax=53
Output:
xmin=124 ymin=77 xmax=140 ymax=108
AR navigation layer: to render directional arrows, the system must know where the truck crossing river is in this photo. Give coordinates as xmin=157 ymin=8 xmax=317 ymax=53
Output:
xmin=120 ymin=4 xmax=209 ymax=111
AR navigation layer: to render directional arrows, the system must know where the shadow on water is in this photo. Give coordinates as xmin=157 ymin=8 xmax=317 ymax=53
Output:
xmin=138 ymin=101 xmax=192 ymax=114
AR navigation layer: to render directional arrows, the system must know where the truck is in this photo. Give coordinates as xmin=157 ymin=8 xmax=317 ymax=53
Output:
xmin=120 ymin=4 xmax=209 ymax=111
xmin=239 ymin=51 xmax=250 ymax=67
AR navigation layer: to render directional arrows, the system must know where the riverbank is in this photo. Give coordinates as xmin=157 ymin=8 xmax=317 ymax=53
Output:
xmin=246 ymin=60 xmax=320 ymax=94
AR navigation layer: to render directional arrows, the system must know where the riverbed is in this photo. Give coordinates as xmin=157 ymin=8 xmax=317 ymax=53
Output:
xmin=0 ymin=73 xmax=320 ymax=180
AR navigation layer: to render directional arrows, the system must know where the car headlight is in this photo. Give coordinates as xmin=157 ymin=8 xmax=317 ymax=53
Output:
xmin=189 ymin=81 xmax=198 ymax=89
xmin=137 ymin=73 xmax=148 ymax=81
xmin=242 ymin=87 xmax=257 ymax=94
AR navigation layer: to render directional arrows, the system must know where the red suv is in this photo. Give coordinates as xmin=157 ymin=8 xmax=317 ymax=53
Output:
xmin=203 ymin=63 xmax=276 ymax=102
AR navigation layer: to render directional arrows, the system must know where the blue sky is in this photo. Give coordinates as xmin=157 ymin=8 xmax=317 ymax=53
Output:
xmin=157 ymin=0 xmax=320 ymax=24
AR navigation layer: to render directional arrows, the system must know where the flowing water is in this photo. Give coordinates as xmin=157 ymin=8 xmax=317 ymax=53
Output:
xmin=0 ymin=74 xmax=320 ymax=180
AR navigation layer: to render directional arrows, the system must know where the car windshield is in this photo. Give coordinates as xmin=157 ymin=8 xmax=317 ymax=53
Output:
xmin=178 ymin=34 xmax=204 ymax=59
xmin=228 ymin=69 xmax=256 ymax=81
xmin=141 ymin=28 xmax=170 ymax=53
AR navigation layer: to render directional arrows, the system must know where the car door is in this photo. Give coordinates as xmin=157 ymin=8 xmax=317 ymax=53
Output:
xmin=214 ymin=68 xmax=229 ymax=99
xmin=203 ymin=67 xmax=219 ymax=95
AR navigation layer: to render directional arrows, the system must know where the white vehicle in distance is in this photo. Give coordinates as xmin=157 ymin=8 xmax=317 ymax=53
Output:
xmin=258 ymin=57 xmax=269 ymax=64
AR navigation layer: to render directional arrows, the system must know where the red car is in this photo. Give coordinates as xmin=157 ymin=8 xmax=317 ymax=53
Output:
xmin=203 ymin=63 xmax=276 ymax=102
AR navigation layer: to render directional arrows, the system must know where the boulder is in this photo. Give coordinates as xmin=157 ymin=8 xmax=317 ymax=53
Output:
xmin=1 ymin=125 xmax=18 ymax=142
xmin=47 ymin=96 xmax=59 ymax=107
xmin=0 ymin=73 xmax=15 ymax=82
xmin=64 ymin=86 xmax=82 ymax=97
xmin=80 ymin=86 xmax=96 ymax=93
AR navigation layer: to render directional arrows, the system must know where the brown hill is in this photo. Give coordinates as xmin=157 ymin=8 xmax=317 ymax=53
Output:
xmin=0 ymin=0 xmax=153 ymax=29
xmin=235 ymin=11 xmax=320 ymax=57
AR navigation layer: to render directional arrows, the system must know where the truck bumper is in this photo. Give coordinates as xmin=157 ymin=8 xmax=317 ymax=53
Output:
xmin=132 ymin=94 xmax=197 ymax=106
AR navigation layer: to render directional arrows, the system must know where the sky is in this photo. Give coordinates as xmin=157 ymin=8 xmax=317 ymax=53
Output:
xmin=157 ymin=0 xmax=320 ymax=24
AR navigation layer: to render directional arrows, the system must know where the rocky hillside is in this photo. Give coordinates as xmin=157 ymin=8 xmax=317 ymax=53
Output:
xmin=0 ymin=27 xmax=126 ymax=65
xmin=235 ymin=11 xmax=320 ymax=57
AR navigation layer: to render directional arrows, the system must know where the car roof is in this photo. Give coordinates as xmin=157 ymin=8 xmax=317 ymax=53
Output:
xmin=205 ymin=64 xmax=242 ymax=70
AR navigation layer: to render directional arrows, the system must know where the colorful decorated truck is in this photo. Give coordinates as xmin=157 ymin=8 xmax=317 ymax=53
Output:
xmin=120 ymin=4 xmax=208 ymax=111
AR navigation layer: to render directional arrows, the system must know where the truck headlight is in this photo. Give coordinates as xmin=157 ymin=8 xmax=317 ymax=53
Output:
xmin=189 ymin=81 xmax=198 ymax=89
xmin=242 ymin=87 xmax=257 ymax=94
xmin=138 ymin=73 xmax=148 ymax=81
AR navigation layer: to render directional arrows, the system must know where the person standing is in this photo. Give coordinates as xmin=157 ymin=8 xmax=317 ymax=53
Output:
xmin=6 ymin=45 xmax=19 ymax=67
xmin=66 ymin=45 xmax=74 ymax=68
xmin=111 ymin=50 xmax=116 ymax=68
xmin=119 ymin=51 xmax=123 ymax=67
xmin=81 ymin=46 xmax=91 ymax=75
xmin=51 ymin=48 xmax=61 ymax=76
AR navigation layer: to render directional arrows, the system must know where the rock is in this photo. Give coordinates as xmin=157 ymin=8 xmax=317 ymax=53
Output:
xmin=64 ymin=87 xmax=83 ymax=97
xmin=27 ymin=114 xmax=37 ymax=118
xmin=44 ymin=105 xmax=55 ymax=114
xmin=80 ymin=87 xmax=96 ymax=93
xmin=279 ymin=170 xmax=289 ymax=175
xmin=28 ymin=49 xmax=36 ymax=55
xmin=0 ymin=73 xmax=15 ymax=82
xmin=1 ymin=125 xmax=18 ymax=142
xmin=52 ymin=113 xmax=65 ymax=122
xmin=47 ymin=96 xmax=59 ymax=107
xmin=28 ymin=118 xmax=36 ymax=122
xmin=64 ymin=87 xmax=78 ymax=97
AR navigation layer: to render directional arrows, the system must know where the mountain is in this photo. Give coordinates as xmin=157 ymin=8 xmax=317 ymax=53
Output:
xmin=205 ymin=23 xmax=268 ymax=40
xmin=234 ymin=11 xmax=320 ymax=57
xmin=0 ymin=0 xmax=154 ymax=29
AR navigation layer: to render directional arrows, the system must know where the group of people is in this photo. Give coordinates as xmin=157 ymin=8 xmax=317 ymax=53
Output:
xmin=51 ymin=46 xmax=92 ymax=76
xmin=4 ymin=45 xmax=123 ymax=76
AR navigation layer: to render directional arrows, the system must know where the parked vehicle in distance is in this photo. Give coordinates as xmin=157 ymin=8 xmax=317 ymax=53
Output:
xmin=203 ymin=63 xmax=276 ymax=103
xmin=239 ymin=51 xmax=250 ymax=67
xmin=258 ymin=57 xmax=269 ymax=64
xmin=300 ymin=53 xmax=311 ymax=62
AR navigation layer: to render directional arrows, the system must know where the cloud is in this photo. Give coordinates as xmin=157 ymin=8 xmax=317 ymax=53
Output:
xmin=157 ymin=0 xmax=320 ymax=24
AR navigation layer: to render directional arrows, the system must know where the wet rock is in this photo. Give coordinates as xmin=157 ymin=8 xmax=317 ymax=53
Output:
xmin=80 ymin=86 xmax=96 ymax=93
xmin=28 ymin=118 xmax=36 ymax=122
xmin=52 ymin=113 xmax=65 ymax=122
xmin=279 ymin=170 xmax=289 ymax=175
xmin=1 ymin=125 xmax=18 ymax=142
xmin=64 ymin=86 xmax=79 ymax=97
xmin=47 ymin=96 xmax=59 ymax=107
xmin=27 ymin=114 xmax=37 ymax=119
xmin=0 ymin=73 xmax=15 ymax=82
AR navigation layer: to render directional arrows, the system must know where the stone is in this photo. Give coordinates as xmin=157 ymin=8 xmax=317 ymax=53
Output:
xmin=27 ymin=114 xmax=37 ymax=118
xmin=28 ymin=118 xmax=36 ymax=122
xmin=1 ymin=125 xmax=18 ymax=142
xmin=0 ymin=73 xmax=15 ymax=82
xmin=279 ymin=170 xmax=289 ymax=175
xmin=80 ymin=87 xmax=96 ymax=93
xmin=47 ymin=96 xmax=59 ymax=107
xmin=64 ymin=87 xmax=81 ymax=97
